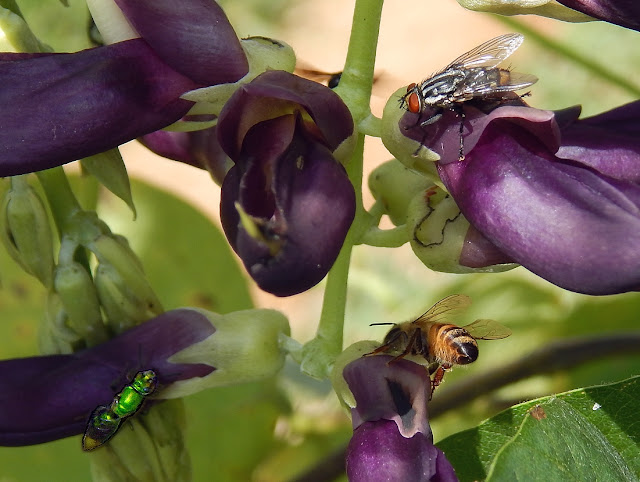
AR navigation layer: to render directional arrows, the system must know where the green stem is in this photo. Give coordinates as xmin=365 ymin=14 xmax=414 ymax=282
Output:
xmin=301 ymin=0 xmax=384 ymax=379
xmin=498 ymin=16 xmax=640 ymax=97
xmin=360 ymin=225 xmax=409 ymax=248
xmin=36 ymin=167 xmax=82 ymax=236
xmin=334 ymin=0 xmax=384 ymax=123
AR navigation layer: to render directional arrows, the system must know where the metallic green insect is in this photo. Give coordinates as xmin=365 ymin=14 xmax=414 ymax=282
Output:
xmin=82 ymin=369 xmax=158 ymax=451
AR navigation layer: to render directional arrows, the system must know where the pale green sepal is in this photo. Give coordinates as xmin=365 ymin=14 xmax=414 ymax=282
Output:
xmin=368 ymin=159 xmax=436 ymax=226
xmin=407 ymin=186 xmax=518 ymax=274
xmin=457 ymin=0 xmax=594 ymax=22
xmin=88 ymin=400 xmax=190 ymax=482
xmin=330 ymin=341 xmax=380 ymax=410
xmin=0 ymin=177 xmax=55 ymax=288
xmin=81 ymin=149 xmax=136 ymax=218
xmin=160 ymin=308 xmax=290 ymax=399
xmin=162 ymin=117 xmax=217 ymax=132
xmin=299 ymin=336 xmax=341 ymax=380
xmin=0 ymin=6 xmax=49 ymax=52
xmin=381 ymin=87 xmax=440 ymax=176
xmin=54 ymin=261 xmax=109 ymax=346
xmin=86 ymin=0 xmax=138 ymax=45
xmin=180 ymin=36 xmax=296 ymax=112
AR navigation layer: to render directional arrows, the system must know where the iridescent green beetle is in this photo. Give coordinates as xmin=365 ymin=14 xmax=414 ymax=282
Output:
xmin=82 ymin=369 xmax=158 ymax=451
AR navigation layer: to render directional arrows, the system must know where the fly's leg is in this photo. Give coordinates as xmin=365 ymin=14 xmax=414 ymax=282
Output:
xmin=410 ymin=108 xmax=443 ymax=157
xmin=450 ymin=104 xmax=466 ymax=161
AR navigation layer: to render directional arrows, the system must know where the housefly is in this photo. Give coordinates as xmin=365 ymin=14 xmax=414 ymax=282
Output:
xmin=400 ymin=33 xmax=538 ymax=160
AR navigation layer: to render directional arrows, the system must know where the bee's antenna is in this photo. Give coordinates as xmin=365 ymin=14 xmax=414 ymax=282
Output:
xmin=369 ymin=322 xmax=395 ymax=327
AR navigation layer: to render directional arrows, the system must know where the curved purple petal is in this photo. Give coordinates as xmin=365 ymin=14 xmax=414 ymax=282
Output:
xmin=114 ymin=0 xmax=248 ymax=85
xmin=0 ymin=39 xmax=198 ymax=176
xmin=346 ymin=420 xmax=458 ymax=482
xmin=0 ymin=309 xmax=214 ymax=447
xmin=220 ymin=113 xmax=355 ymax=296
xmin=434 ymin=103 xmax=640 ymax=294
xmin=343 ymin=355 xmax=432 ymax=438
xmin=556 ymin=0 xmax=640 ymax=31
xmin=217 ymin=70 xmax=354 ymax=160
xmin=140 ymin=124 xmax=231 ymax=184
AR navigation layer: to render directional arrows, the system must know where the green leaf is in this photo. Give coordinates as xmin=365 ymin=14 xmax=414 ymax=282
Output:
xmin=437 ymin=376 xmax=640 ymax=481
xmin=99 ymin=177 xmax=252 ymax=314
xmin=81 ymin=150 xmax=136 ymax=218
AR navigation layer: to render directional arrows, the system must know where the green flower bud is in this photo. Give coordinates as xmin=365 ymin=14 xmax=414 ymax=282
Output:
xmin=88 ymin=234 xmax=163 ymax=321
xmin=39 ymin=292 xmax=83 ymax=354
xmin=0 ymin=177 xmax=55 ymax=288
xmin=94 ymin=263 xmax=156 ymax=333
xmin=0 ymin=5 xmax=49 ymax=53
xmin=368 ymin=159 xmax=435 ymax=226
xmin=159 ymin=309 xmax=290 ymax=399
xmin=380 ymin=87 xmax=440 ymax=177
xmin=407 ymin=186 xmax=517 ymax=273
xmin=54 ymin=262 xmax=108 ymax=346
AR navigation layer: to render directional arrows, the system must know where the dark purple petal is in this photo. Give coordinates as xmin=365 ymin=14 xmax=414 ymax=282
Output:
xmin=434 ymin=103 xmax=640 ymax=295
xmin=220 ymin=114 xmax=355 ymax=296
xmin=139 ymin=124 xmax=232 ymax=184
xmin=217 ymin=70 xmax=354 ymax=160
xmin=556 ymin=0 xmax=640 ymax=31
xmin=0 ymin=39 xmax=198 ymax=176
xmin=343 ymin=355 xmax=432 ymax=438
xmin=0 ymin=309 xmax=214 ymax=447
xmin=114 ymin=0 xmax=248 ymax=85
xmin=460 ymin=225 xmax=515 ymax=268
xmin=346 ymin=420 xmax=458 ymax=482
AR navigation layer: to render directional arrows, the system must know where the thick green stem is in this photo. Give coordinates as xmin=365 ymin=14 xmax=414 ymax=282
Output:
xmin=300 ymin=0 xmax=384 ymax=379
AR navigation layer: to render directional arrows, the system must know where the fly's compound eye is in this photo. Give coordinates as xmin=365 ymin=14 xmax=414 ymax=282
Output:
xmin=406 ymin=82 xmax=416 ymax=93
xmin=407 ymin=92 xmax=421 ymax=114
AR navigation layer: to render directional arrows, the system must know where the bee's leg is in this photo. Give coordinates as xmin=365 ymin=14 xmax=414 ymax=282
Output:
xmin=430 ymin=363 xmax=452 ymax=396
xmin=389 ymin=330 xmax=420 ymax=363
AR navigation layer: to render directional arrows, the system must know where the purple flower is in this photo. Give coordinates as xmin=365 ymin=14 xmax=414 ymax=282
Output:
xmin=217 ymin=70 xmax=356 ymax=296
xmin=403 ymin=98 xmax=640 ymax=295
xmin=0 ymin=309 xmax=215 ymax=447
xmin=0 ymin=0 xmax=247 ymax=176
xmin=343 ymin=356 xmax=458 ymax=482
xmin=555 ymin=0 xmax=640 ymax=31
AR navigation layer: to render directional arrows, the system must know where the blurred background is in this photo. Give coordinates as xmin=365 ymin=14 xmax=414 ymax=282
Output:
xmin=1 ymin=0 xmax=639 ymax=480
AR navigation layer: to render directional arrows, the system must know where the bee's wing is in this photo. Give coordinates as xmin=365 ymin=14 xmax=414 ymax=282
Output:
xmin=413 ymin=294 xmax=472 ymax=324
xmin=464 ymin=319 xmax=512 ymax=340
xmin=443 ymin=33 xmax=524 ymax=71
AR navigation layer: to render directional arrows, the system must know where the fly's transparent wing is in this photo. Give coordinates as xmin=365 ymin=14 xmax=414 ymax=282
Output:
xmin=464 ymin=318 xmax=512 ymax=340
xmin=456 ymin=70 xmax=538 ymax=97
xmin=412 ymin=294 xmax=472 ymax=325
xmin=441 ymin=33 xmax=524 ymax=72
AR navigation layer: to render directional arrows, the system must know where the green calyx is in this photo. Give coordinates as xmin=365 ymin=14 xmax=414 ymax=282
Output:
xmin=159 ymin=308 xmax=291 ymax=399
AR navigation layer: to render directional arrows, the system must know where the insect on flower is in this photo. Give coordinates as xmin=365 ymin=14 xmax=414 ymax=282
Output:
xmin=400 ymin=33 xmax=538 ymax=160
xmin=82 ymin=369 xmax=158 ymax=451
xmin=365 ymin=294 xmax=511 ymax=394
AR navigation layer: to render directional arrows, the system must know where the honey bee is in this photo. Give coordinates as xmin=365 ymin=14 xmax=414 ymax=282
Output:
xmin=366 ymin=294 xmax=511 ymax=392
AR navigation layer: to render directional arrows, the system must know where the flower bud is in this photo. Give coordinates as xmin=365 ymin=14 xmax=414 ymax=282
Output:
xmin=159 ymin=308 xmax=290 ymax=399
xmin=39 ymin=292 xmax=82 ymax=355
xmin=407 ymin=185 xmax=517 ymax=273
xmin=94 ymin=263 xmax=156 ymax=333
xmin=54 ymin=262 xmax=108 ymax=346
xmin=368 ymin=159 xmax=435 ymax=226
xmin=0 ymin=177 xmax=55 ymax=288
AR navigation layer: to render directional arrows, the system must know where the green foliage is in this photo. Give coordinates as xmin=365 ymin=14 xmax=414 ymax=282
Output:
xmin=437 ymin=376 xmax=640 ymax=481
